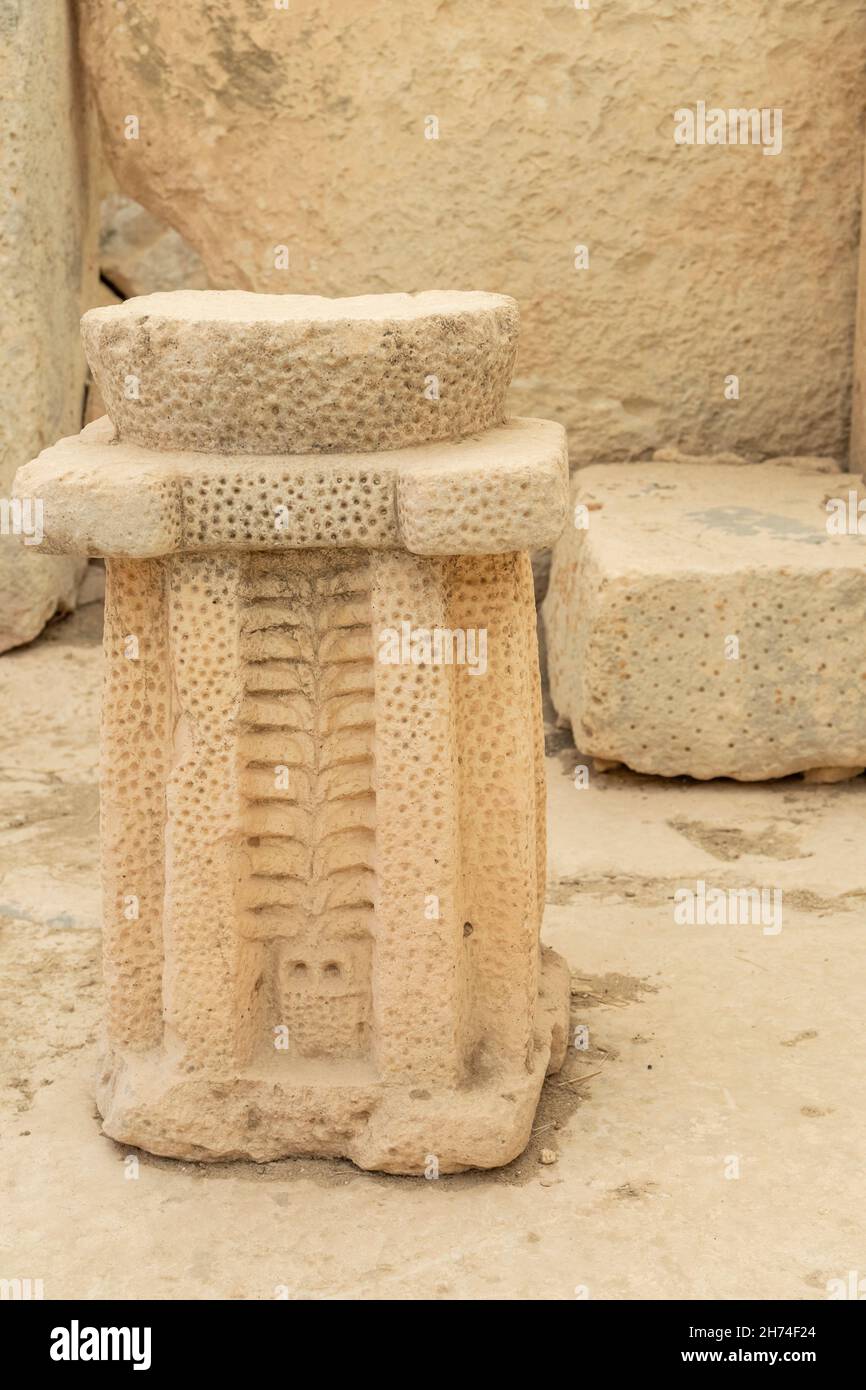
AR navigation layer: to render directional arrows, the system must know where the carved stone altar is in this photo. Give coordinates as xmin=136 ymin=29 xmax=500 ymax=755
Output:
xmin=15 ymin=290 xmax=570 ymax=1172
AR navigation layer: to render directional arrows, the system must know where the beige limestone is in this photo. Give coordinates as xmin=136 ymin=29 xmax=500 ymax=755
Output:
xmin=14 ymin=289 xmax=569 ymax=1173
xmin=543 ymin=461 xmax=866 ymax=781
xmin=851 ymin=133 xmax=866 ymax=473
xmin=19 ymin=416 xmax=567 ymax=560
xmin=82 ymin=279 xmax=123 ymax=429
xmin=0 ymin=0 xmax=99 ymax=651
xmin=100 ymin=193 xmax=209 ymax=298
xmin=81 ymin=290 xmax=518 ymax=454
xmin=652 ymin=448 xmax=842 ymax=475
xmin=80 ymin=0 xmax=866 ymax=466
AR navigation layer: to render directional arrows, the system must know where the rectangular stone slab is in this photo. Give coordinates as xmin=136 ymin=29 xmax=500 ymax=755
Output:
xmin=543 ymin=461 xmax=866 ymax=780
xmin=15 ymin=415 xmax=567 ymax=558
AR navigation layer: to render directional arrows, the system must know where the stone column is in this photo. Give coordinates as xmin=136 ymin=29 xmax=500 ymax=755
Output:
xmin=15 ymin=289 xmax=570 ymax=1174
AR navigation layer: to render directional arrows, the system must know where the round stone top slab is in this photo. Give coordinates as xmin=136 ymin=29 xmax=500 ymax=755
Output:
xmin=82 ymin=289 xmax=519 ymax=456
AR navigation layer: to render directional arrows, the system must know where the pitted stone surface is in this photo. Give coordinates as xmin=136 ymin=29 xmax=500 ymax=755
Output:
xmin=80 ymin=2 xmax=866 ymax=469
xmin=16 ymin=287 xmax=569 ymax=1173
xmin=544 ymin=462 xmax=866 ymax=781
xmin=17 ymin=415 xmax=567 ymax=557
xmin=82 ymin=290 xmax=518 ymax=455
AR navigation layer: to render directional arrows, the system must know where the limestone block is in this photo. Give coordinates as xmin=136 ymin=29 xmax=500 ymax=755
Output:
xmin=851 ymin=132 xmax=866 ymax=474
xmin=81 ymin=1 xmax=866 ymax=466
xmin=15 ymin=290 xmax=569 ymax=1173
xmin=83 ymin=278 xmax=123 ymax=429
xmin=17 ymin=416 xmax=567 ymax=560
xmin=544 ymin=462 xmax=866 ymax=781
xmin=0 ymin=0 xmax=99 ymax=652
xmin=81 ymin=290 xmax=518 ymax=454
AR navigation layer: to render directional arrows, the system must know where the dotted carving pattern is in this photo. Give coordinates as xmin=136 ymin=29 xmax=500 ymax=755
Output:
xmin=101 ymin=559 xmax=170 ymax=1051
xmin=84 ymin=303 xmax=518 ymax=455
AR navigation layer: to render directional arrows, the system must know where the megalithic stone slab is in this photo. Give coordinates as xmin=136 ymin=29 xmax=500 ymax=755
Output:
xmin=81 ymin=289 xmax=518 ymax=454
xmin=14 ymin=290 xmax=570 ymax=1173
xmin=543 ymin=461 xmax=866 ymax=781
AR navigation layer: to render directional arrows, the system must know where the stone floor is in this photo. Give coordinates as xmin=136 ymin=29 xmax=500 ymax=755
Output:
xmin=1 ymin=601 xmax=864 ymax=1300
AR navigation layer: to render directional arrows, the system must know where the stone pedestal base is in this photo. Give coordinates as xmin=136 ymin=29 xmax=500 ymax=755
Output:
xmin=16 ymin=290 xmax=571 ymax=1173
xmin=97 ymin=949 xmax=568 ymax=1173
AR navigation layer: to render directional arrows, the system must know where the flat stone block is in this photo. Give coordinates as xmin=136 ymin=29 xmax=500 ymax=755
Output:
xmin=97 ymin=947 xmax=569 ymax=1173
xmin=16 ymin=415 xmax=567 ymax=558
xmin=82 ymin=290 xmax=518 ymax=455
xmin=543 ymin=462 xmax=866 ymax=780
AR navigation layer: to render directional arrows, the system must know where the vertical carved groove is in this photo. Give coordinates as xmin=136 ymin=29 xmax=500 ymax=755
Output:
xmin=238 ymin=550 xmax=376 ymax=1059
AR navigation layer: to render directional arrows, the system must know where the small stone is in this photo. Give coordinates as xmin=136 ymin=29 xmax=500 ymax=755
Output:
xmin=539 ymin=1148 xmax=558 ymax=1165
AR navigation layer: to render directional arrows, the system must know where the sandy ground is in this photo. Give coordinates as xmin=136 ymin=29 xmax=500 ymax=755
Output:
xmin=1 ymin=600 xmax=864 ymax=1301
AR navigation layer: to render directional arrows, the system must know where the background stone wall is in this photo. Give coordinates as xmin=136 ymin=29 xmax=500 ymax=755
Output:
xmin=3 ymin=1 xmax=866 ymax=650
xmin=0 ymin=0 xmax=100 ymax=650
xmin=80 ymin=0 xmax=866 ymax=467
